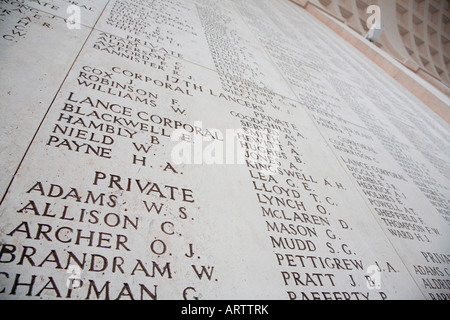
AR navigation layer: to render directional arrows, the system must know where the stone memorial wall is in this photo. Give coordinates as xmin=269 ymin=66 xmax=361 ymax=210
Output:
xmin=0 ymin=0 xmax=449 ymax=300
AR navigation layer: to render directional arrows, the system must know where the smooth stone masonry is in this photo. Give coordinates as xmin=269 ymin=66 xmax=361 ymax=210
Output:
xmin=0 ymin=0 xmax=449 ymax=300
xmin=0 ymin=1 xmax=92 ymax=198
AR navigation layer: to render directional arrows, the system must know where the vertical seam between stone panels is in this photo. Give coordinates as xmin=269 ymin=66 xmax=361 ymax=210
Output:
xmin=0 ymin=1 xmax=111 ymax=207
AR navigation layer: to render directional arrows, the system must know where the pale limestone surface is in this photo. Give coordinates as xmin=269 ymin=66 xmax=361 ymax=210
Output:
xmin=0 ymin=0 xmax=449 ymax=300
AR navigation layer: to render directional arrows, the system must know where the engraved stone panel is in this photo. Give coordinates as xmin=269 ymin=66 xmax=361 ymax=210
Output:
xmin=0 ymin=1 xmax=92 ymax=197
xmin=0 ymin=0 xmax=449 ymax=301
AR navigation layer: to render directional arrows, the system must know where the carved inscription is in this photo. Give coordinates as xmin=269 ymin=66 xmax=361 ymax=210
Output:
xmin=0 ymin=0 xmax=448 ymax=301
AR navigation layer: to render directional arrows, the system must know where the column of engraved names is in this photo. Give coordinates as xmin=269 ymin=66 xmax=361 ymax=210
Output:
xmin=2 ymin=171 xmax=167 ymax=299
xmin=358 ymin=80 xmax=450 ymax=225
xmin=1 ymin=104 xmax=214 ymax=299
xmin=296 ymin=17 xmax=450 ymax=228
xmin=230 ymin=2 xmax=442 ymax=298
xmin=324 ymin=74 xmax=450 ymax=300
xmin=246 ymin=6 xmax=448 ymax=250
xmin=104 ymin=0 xmax=196 ymax=52
xmin=0 ymin=0 xmax=55 ymax=43
xmin=249 ymin=18 xmax=425 ymax=247
xmin=0 ymin=21 xmax=219 ymax=298
xmin=232 ymin=0 xmax=353 ymax=126
xmin=195 ymin=0 xmax=277 ymax=109
xmin=301 ymin=87 xmax=432 ymax=244
xmin=229 ymin=109 xmax=383 ymax=300
xmin=335 ymin=81 xmax=442 ymax=237
xmin=295 ymin=39 xmax=448 ymax=298
xmin=278 ymin=23 xmax=450 ymax=297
